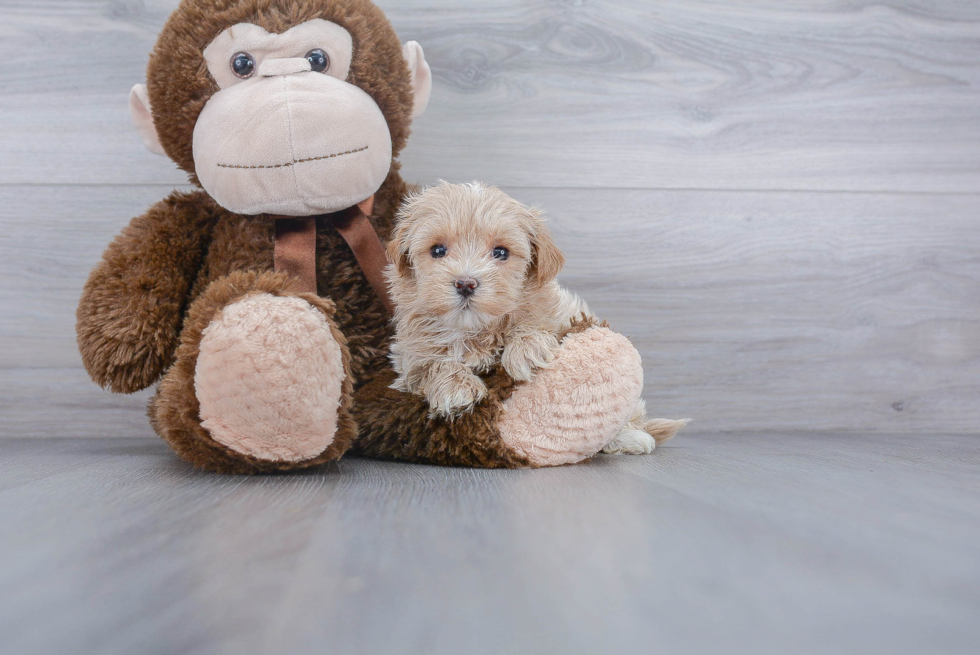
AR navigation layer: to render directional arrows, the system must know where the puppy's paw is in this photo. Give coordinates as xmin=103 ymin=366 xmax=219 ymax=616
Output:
xmin=502 ymin=331 xmax=560 ymax=382
xmin=425 ymin=367 xmax=488 ymax=418
xmin=602 ymin=428 xmax=656 ymax=455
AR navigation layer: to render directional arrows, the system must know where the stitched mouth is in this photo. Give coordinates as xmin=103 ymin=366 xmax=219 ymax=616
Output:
xmin=217 ymin=145 xmax=369 ymax=170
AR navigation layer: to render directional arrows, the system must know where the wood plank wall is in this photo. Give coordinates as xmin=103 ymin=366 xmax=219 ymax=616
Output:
xmin=1 ymin=0 xmax=978 ymax=437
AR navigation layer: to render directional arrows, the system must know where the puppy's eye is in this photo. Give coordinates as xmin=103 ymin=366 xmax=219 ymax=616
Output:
xmin=230 ymin=52 xmax=255 ymax=79
xmin=491 ymin=246 xmax=509 ymax=261
xmin=305 ymin=49 xmax=330 ymax=73
xmin=430 ymin=244 xmax=447 ymax=259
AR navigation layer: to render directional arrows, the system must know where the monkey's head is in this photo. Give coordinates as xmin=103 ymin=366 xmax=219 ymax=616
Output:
xmin=130 ymin=0 xmax=431 ymax=216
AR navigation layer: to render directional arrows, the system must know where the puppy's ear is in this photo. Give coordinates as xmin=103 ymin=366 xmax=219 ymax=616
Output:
xmin=527 ymin=213 xmax=565 ymax=287
xmin=386 ymin=221 xmax=413 ymax=278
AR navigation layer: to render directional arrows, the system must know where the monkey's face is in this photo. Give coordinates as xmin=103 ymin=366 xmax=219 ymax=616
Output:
xmin=131 ymin=2 xmax=431 ymax=217
xmin=191 ymin=20 xmax=390 ymax=216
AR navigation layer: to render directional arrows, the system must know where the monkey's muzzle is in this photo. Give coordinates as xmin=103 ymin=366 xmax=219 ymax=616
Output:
xmin=192 ymin=71 xmax=392 ymax=216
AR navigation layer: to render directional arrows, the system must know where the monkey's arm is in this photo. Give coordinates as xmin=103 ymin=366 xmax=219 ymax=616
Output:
xmin=76 ymin=190 xmax=216 ymax=393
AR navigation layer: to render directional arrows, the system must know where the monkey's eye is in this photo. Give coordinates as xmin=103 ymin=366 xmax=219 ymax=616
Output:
xmin=491 ymin=246 xmax=509 ymax=261
xmin=230 ymin=52 xmax=255 ymax=79
xmin=430 ymin=244 xmax=447 ymax=259
xmin=306 ymin=49 xmax=330 ymax=73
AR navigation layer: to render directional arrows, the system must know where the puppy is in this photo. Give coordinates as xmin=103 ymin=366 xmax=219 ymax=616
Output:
xmin=386 ymin=181 xmax=686 ymax=453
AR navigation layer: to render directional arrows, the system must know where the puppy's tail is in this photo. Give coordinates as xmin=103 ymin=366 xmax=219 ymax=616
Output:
xmin=642 ymin=417 xmax=689 ymax=446
xmin=630 ymin=399 xmax=689 ymax=445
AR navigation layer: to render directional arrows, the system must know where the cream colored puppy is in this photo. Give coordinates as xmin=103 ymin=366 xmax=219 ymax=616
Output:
xmin=386 ymin=182 xmax=686 ymax=453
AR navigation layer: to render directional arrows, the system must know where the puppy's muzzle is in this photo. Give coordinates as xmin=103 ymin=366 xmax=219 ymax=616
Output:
xmin=454 ymin=277 xmax=479 ymax=298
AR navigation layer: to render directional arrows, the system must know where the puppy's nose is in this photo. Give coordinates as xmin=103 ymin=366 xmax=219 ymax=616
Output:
xmin=454 ymin=277 xmax=479 ymax=297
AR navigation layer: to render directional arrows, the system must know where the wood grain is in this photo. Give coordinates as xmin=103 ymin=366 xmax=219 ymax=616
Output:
xmin=0 ymin=1 xmax=978 ymax=435
xmin=2 ymin=184 xmax=977 ymax=435
xmin=1 ymin=433 xmax=978 ymax=654
xmin=0 ymin=369 xmax=155 ymax=439
xmin=516 ymin=187 xmax=980 ymax=433
xmin=1 ymin=1 xmax=979 ymax=191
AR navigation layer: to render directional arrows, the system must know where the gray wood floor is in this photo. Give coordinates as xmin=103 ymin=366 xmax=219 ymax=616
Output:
xmin=2 ymin=433 xmax=979 ymax=655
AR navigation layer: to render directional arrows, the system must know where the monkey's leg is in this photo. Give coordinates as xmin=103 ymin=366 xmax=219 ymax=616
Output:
xmin=150 ymin=270 xmax=355 ymax=474
xmin=352 ymin=320 xmax=642 ymax=468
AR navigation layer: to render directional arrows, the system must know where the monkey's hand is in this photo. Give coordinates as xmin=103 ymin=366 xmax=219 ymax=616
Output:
xmin=76 ymin=191 xmax=215 ymax=393
xmin=501 ymin=329 xmax=560 ymax=382
xmin=421 ymin=360 xmax=488 ymax=418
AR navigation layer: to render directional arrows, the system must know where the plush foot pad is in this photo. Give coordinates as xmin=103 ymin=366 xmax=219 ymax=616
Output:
xmin=497 ymin=326 xmax=644 ymax=467
xmin=194 ymin=293 xmax=345 ymax=462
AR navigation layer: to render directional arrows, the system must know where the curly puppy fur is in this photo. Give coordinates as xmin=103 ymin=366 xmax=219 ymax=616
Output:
xmin=351 ymin=316 xmax=603 ymax=467
xmin=386 ymin=182 xmax=585 ymax=417
xmin=386 ymin=182 xmax=688 ymax=448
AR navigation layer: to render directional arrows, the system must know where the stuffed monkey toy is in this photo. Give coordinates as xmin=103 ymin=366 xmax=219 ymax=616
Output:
xmin=76 ymin=0 xmax=646 ymax=474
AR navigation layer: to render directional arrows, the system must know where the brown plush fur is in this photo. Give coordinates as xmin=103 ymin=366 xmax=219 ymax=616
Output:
xmin=351 ymin=367 xmax=530 ymax=468
xmin=351 ymin=316 xmax=602 ymax=468
xmin=76 ymin=191 xmax=221 ymax=393
xmin=150 ymin=270 xmax=357 ymax=474
xmin=75 ymin=0 xmax=536 ymax=473
xmin=77 ymin=172 xmax=404 ymax=473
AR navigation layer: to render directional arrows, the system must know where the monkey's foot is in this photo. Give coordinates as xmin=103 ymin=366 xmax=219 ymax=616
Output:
xmin=497 ymin=326 xmax=643 ymax=467
xmin=151 ymin=271 xmax=355 ymax=474
xmin=195 ymin=293 xmax=347 ymax=462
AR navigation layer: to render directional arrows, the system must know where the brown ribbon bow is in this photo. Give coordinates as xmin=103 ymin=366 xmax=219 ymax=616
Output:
xmin=272 ymin=195 xmax=394 ymax=315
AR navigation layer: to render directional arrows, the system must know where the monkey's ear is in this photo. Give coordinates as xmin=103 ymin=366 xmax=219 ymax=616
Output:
xmin=402 ymin=41 xmax=432 ymax=119
xmin=386 ymin=223 xmax=413 ymax=278
xmin=528 ymin=219 xmax=565 ymax=288
xmin=129 ymin=84 xmax=166 ymax=156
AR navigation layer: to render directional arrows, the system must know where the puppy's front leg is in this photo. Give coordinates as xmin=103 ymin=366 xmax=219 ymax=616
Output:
xmin=501 ymin=329 xmax=560 ymax=382
xmin=422 ymin=360 xmax=488 ymax=418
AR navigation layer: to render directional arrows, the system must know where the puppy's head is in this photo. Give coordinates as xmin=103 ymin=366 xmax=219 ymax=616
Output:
xmin=387 ymin=181 xmax=564 ymax=325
